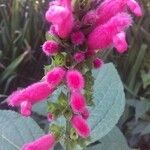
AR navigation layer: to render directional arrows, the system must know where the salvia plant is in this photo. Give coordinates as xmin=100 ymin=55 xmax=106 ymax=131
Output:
xmin=5 ymin=0 xmax=142 ymax=150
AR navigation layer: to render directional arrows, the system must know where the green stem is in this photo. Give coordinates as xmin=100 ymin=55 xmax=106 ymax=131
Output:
xmin=66 ymin=120 xmax=70 ymax=150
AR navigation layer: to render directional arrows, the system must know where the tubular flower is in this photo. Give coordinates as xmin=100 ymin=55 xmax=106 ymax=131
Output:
xmin=73 ymin=51 xmax=85 ymax=63
xmin=42 ymin=40 xmax=59 ymax=56
xmin=21 ymin=134 xmax=56 ymax=150
xmin=113 ymin=31 xmax=128 ymax=53
xmin=45 ymin=0 xmax=74 ymax=38
xmin=87 ymin=13 xmax=132 ymax=51
xmin=66 ymin=69 xmax=84 ymax=91
xmin=70 ymin=92 xmax=87 ymax=113
xmin=45 ymin=67 xmax=66 ymax=88
xmin=93 ymin=58 xmax=104 ymax=69
xmin=7 ymin=82 xmax=54 ymax=116
xmin=96 ymin=0 xmax=142 ymax=25
xmin=71 ymin=115 xmax=90 ymax=138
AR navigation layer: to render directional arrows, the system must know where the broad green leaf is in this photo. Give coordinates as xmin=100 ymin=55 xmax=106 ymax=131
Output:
xmin=0 ymin=110 xmax=44 ymax=150
xmin=86 ymin=127 xmax=130 ymax=150
xmin=88 ymin=63 xmax=125 ymax=142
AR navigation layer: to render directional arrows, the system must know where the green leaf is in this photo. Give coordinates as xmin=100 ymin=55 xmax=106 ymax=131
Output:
xmin=86 ymin=127 xmax=130 ymax=150
xmin=0 ymin=110 xmax=44 ymax=150
xmin=0 ymin=51 xmax=28 ymax=83
xmin=88 ymin=63 xmax=125 ymax=143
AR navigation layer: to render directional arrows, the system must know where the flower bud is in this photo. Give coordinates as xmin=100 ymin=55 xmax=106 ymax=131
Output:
xmin=93 ymin=58 xmax=104 ymax=69
xmin=73 ymin=51 xmax=85 ymax=63
xmin=71 ymin=115 xmax=90 ymax=138
xmin=42 ymin=40 xmax=59 ymax=56
xmin=66 ymin=70 xmax=84 ymax=91
xmin=71 ymin=31 xmax=85 ymax=45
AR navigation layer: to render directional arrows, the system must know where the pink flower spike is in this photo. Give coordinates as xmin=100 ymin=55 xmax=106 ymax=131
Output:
xmin=93 ymin=58 xmax=104 ymax=69
xmin=46 ymin=67 xmax=66 ymax=88
xmin=66 ymin=70 xmax=84 ymax=91
xmin=127 ymin=0 xmax=142 ymax=17
xmin=113 ymin=32 xmax=128 ymax=53
xmin=71 ymin=31 xmax=85 ymax=45
xmin=70 ymin=92 xmax=86 ymax=113
xmin=73 ymin=51 xmax=85 ymax=63
xmin=21 ymin=134 xmax=55 ymax=150
xmin=20 ymin=101 xmax=32 ymax=117
xmin=81 ymin=107 xmax=90 ymax=120
xmin=71 ymin=115 xmax=90 ymax=138
xmin=42 ymin=40 xmax=59 ymax=56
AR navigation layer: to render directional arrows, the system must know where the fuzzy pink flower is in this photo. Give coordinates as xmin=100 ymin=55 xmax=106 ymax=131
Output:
xmin=82 ymin=10 xmax=98 ymax=25
xmin=127 ymin=0 xmax=142 ymax=17
xmin=46 ymin=67 xmax=66 ymax=88
xmin=8 ymin=82 xmax=54 ymax=106
xmin=113 ymin=32 xmax=128 ymax=53
xmin=93 ymin=58 xmax=104 ymax=69
xmin=42 ymin=40 xmax=59 ymax=56
xmin=87 ymin=13 xmax=132 ymax=51
xmin=21 ymin=134 xmax=55 ymax=150
xmin=71 ymin=31 xmax=85 ymax=45
xmin=96 ymin=0 xmax=142 ymax=25
xmin=71 ymin=115 xmax=90 ymax=138
xmin=81 ymin=107 xmax=90 ymax=120
xmin=73 ymin=51 xmax=85 ymax=63
xmin=45 ymin=0 xmax=74 ymax=38
xmin=70 ymin=92 xmax=86 ymax=113
xmin=48 ymin=25 xmax=57 ymax=36
xmin=66 ymin=70 xmax=84 ymax=91
xmin=20 ymin=101 xmax=32 ymax=117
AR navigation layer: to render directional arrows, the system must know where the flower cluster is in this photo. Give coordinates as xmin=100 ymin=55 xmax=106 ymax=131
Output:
xmin=8 ymin=0 xmax=142 ymax=149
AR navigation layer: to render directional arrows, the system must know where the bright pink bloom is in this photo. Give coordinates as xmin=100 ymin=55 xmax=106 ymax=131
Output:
xmin=127 ymin=0 xmax=142 ymax=17
xmin=73 ymin=51 xmax=85 ymax=63
xmin=42 ymin=40 xmax=59 ymax=56
xmin=81 ymin=107 xmax=90 ymax=120
xmin=48 ymin=25 xmax=57 ymax=36
xmin=21 ymin=134 xmax=55 ymax=150
xmin=96 ymin=0 xmax=142 ymax=25
xmin=8 ymin=82 xmax=54 ymax=106
xmin=46 ymin=67 xmax=66 ymax=88
xmin=82 ymin=10 xmax=98 ymax=25
xmin=93 ymin=58 xmax=104 ymax=69
xmin=71 ymin=31 xmax=85 ymax=45
xmin=113 ymin=32 xmax=128 ymax=53
xmin=66 ymin=70 xmax=84 ymax=91
xmin=71 ymin=115 xmax=90 ymax=138
xmin=87 ymin=13 xmax=132 ymax=51
xmin=20 ymin=101 xmax=32 ymax=117
xmin=45 ymin=0 xmax=74 ymax=38
xmin=70 ymin=92 xmax=86 ymax=113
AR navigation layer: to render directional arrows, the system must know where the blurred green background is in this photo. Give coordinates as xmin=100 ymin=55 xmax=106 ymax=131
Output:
xmin=0 ymin=0 xmax=150 ymax=149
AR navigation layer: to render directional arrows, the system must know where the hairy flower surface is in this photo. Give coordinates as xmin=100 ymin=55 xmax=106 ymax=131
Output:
xmin=8 ymin=82 xmax=54 ymax=107
xmin=70 ymin=92 xmax=86 ymax=113
xmin=21 ymin=134 xmax=55 ymax=150
xmin=46 ymin=67 xmax=66 ymax=88
xmin=73 ymin=51 xmax=85 ymax=63
xmin=71 ymin=31 xmax=85 ymax=45
xmin=20 ymin=101 xmax=32 ymax=117
xmin=87 ymin=13 xmax=132 ymax=51
xmin=66 ymin=70 xmax=84 ymax=91
xmin=71 ymin=115 xmax=90 ymax=138
xmin=45 ymin=0 xmax=74 ymax=38
xmin=42 ymin=40 xmax=59 ymax=56
xmin=96 ymin=0 xmax=142 ymax=25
